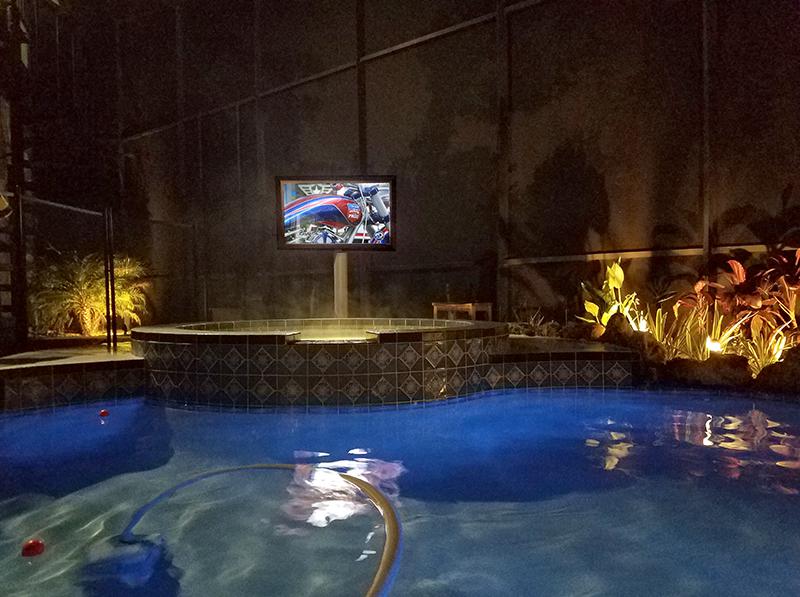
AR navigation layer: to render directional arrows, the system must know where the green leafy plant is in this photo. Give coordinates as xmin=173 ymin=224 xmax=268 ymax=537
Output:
xmin=30 ymin=252 xmax=150 ymax=336
xmin=578 ymin=260 xmax=644 ymax=336
xmin=737 ymin=316 xmax=793 ymax=377
xmin=647 ymin=299 xmax=748 ymax=363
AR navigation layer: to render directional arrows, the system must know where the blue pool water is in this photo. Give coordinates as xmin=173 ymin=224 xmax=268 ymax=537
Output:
xmin=2 ymin=388 xmax=800 ymax=596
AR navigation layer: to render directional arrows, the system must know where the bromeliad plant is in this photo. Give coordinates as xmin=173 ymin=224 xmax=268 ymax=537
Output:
xmin=30 ymin=252 xmax=150 ymax=336
xmin=578 ymin=260 xmax=645 ymax=337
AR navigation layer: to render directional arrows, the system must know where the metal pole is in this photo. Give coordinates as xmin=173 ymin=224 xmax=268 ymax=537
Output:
xmin=8 ymin=1 xmax=28 ymax=350
xmin=356 ymin=0 xmax=368 ymax=317
xmin=334 ymin=252 xmax=348 ymax=318
xmin=108 ymin=207 xmax=117 ymax=351
xmin=701 ymin=0 xmax=713 ymax=265
xmin=103 ymin=208 xmax=112 ymax=352
xmin=494 ymin=0 xmax=511 ymax=321
xmin=192 ymin=222 xmax=200 ymax=320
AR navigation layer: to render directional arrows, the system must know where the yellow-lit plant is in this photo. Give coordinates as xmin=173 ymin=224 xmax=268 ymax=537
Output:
xmin=738 ymin=316 xmax=793 ymax=377
xmin=647 ymin=299 xmax=749 ymax=363
xmin=578 ymin=253 xmax=800 ymax=377
xmin=578 ymin=260 xmax=644 ymax=335
xmin=30 ymin=253 xmax=149 ymax=336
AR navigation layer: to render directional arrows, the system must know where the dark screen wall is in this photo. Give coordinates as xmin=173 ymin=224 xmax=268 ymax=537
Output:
xmin=28 ymin=0 xmax=800 ymax=322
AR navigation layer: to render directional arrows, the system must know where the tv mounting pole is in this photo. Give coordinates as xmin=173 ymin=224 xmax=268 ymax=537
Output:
xmin=334 ymin=251 xmax=348 ymax=318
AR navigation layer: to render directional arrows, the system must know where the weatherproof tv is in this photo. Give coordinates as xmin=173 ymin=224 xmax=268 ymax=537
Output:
xmin=276 ymin=176 xmax=395 ymax=250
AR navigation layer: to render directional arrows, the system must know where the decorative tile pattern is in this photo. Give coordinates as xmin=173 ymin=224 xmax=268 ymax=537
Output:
xmin=222 ymin=346 xmax=245 ymax=373
xmin=578 ymin=362 xmax=601 ymax=385
xmin=506 ymin=365 xmax=525 ymax=387
xmin=372 ymin=376 xmax=394 ymax=401
xmin=281 ymin=378 xmax=305 ymax=404
xmin=467 ymin=339 xmax=481 ymax=363
xmin=198 ymin=375 xmax=218 ymax=399
xmin=606 ymin=361 xmax=632 ymax=386
xmin=343 ymin=346 xmax=366 ymax=372
xmin=223 ymin=377 xmax=246 ymax=404
xmin=177 ymin=346 xmax=195 ymax=369
xmin=448 ymin=370 xmax=465 ymax=394
xmin=280 ymin=348 xmax=305 ymax=374
xmin=342 ymin=377 xmax=367 ymax=403
xmin=424 ymin=369 xmax=447 ymax=399
xmin=310 ymin=347 xmax=336 ymax=373
xmin=250 ymin=378 xmax=275 ymax=403
xmin=530 ymin=364 xmax=549 ymax=386
xmin=468 ymin=368 xmax=482 ymax=391
xmin=54 ymin=373 xmax=82 ymax=402
xmin=398 ymin=344 xmax=422 ymax=370
xmin=371 ymin=347 xmax=393 ymax=371
xmin=447 ymin=342 xmax=464 ymax=366
xmin=21 ymin=377 xmax=51 ymax=406
xmin=399 ymin=374 xmax=422 ymax=400
xmin=251 ymin=347 xmax=276 ymax=373
xmin=312 ymin=379 xmax=336 ymax=403
xmin=486 ymin=366 xmax=503 ymax=389
xmin=552 ymin=362 xmax=575 ymax=385
xmin=62 ymin=324 xmax=639 ymax=411
xmin=86 ymin=371 xmax=115 ymax=399
xmin=424 ymin=343 xmax=445 ymax=367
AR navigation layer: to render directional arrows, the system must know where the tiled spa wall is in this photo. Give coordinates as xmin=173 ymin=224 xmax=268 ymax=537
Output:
xmin=1 ymin=360 xmax=145 ymax=412
xmin=132 ymin=329 xmax=503 ymax=409
xmin=131 ymin=319 xmax=634 ymax=410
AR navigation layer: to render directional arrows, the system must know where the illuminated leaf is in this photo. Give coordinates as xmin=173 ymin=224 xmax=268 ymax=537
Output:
xmin=727 ymin=260 xmax=747 ymax=284
xmin=608 ymin=261 xmax=624 ymax=290
xmin=585 ymin=439 xmax=600 ymax=447
xmin=776 ymin=460 xmax=800 ymax=469
xmin=608 ymin=442 xmax=633 ymax=458
xmin=584 ymin=300 xmax=600 ymax=318
xmin=769 ymin=445 xmax=794 ymax=457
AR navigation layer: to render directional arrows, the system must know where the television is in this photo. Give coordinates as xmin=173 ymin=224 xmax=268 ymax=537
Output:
xmin=276 ymin=176 xmax=395 ymax=250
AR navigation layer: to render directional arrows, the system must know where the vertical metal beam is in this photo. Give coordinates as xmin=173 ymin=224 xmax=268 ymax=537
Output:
xmin=356 ymin=0 xmax=368 ymax=316
xmin=9 ymin=1 xmax=28 ymax=350
xmin=701 ymin=0 xmax=713 ymax=265
xmin=114 ymin=21 xmax=125 ymax=193
xmin=175 ymin=4 xmax=185 ymax=118
xmin=70 ymin=23 xmax=77 ymax=110
xmin=494 ymin=0 xmax=511 ymax=322
xmin=103 ymin=208 xmax=112 ymax=352
xmin=356 ymin=0 xmax=367 ymax=172
xmin=108 ymin=207 xmax=117 ymax=351
xmin=103 ymin=207 xmax=118 ymax=352
xmin=253 ymin=0 xmax=261 ymax=92
xmin=54 ymin=13 xmax=60 ymax=104
xmin=175 ymin=2 xmax=191 ymax=319
xmin=235 ymin=104 xmax=245 ymax=312
xmin=197 ymin=117 xmax=207 ymax=320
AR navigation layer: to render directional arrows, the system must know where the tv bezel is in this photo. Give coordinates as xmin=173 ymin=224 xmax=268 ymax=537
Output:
xmin=275 ymin=175 xmax=397 ymax=251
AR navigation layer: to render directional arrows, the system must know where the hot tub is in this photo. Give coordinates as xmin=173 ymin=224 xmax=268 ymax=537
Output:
xmin=131 ymin=318 xmax=508 ymax=408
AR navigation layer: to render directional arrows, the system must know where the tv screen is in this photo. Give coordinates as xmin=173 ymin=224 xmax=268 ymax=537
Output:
xmin=277 ymin=176 xmax=395 ymax=250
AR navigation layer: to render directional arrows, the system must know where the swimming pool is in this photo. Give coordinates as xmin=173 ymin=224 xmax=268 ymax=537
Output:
xmin=2 ymin=388 xmax=800 ymax=596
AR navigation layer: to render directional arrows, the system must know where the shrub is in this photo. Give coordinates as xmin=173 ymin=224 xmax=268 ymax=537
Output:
xmin=30 ymin=252 xmax=150 ymax=336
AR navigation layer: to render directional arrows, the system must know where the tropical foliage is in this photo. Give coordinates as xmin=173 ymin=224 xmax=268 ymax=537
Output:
xmin=582 ymin=250 xmax=800 ymax=377
xmin=30 ymin=252 xmax=150 ymax=336
xmin=578 ymin=260 xmax=645 ymax=336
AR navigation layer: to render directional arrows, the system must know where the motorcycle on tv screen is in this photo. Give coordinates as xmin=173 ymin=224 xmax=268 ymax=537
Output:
xmin=276 ymin=176 xmax=395 ymax=250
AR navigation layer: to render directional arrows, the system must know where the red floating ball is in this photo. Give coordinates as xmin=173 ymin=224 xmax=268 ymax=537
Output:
xmin=99 ymin=409 xmax=109 ymax=417
xmin=21 ymin=539 xmax=45 ymax=557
